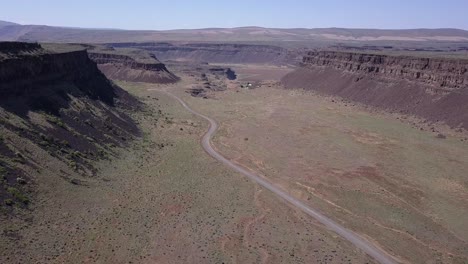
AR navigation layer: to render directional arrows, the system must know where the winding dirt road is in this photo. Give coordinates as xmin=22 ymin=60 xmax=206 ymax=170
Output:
xmin=158 ymin=90 xmax=399 ymax=264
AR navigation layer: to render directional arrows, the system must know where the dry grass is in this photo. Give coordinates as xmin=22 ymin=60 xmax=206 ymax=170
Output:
xmin=170 ymin=68 xmax=468 ymax=264
xmin=0 ymin=80 xmax=373 ymax=263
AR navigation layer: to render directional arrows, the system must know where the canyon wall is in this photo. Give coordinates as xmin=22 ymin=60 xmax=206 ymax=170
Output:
xmin=282 ymin=51 xmax=468 ymax=129
xmin=109 ymin=43 xmax=296 ymax=65
xmin=302 ymin=51 xmax=468 ymax=89
xmin=88 ymin=52 xmax=179 ymax=83
xmin=0 ymin=45 xmax=119 ymax=109
xmin=0 ymin=43 xmax=140 ymax=208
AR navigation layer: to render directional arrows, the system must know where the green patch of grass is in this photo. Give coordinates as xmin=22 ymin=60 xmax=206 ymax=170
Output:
xmin=11 ymin=157 xmax=25 ymax=164
xmin=61 ymin=140 xmax=70 ymax=147
xmin=0 ymin=166 xmax=7 ymax=183
xmin=70 ymin=151 xmax=81 ymax=159
xmin=6 ymin=187 xmax=29 ymax=204
xmin=68 ymin=160 xmax=78 ymax=170
xmin=38 ymin=140 xmax=49 ymax=147
xmin=45 ymin=115 xmax=66 ymax=129
xmin=4 ymin=199 xmax=14 ymax=206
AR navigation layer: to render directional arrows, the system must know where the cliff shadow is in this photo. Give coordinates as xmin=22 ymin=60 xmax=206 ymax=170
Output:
xmin=0 ymin=73 xmax=117 ymax=118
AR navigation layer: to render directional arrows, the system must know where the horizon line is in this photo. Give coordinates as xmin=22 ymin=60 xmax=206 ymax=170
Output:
xmin=2 ymin=19 xmax=468 ymax=32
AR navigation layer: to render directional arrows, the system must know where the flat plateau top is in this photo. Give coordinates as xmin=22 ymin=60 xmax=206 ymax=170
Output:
xmin=0 ymin=42 xmax=85 ymax=60
xmin=87 ymin=45 xmax=161 ymax=64
xmin=322 ymin=48 xmax=468 ymax=60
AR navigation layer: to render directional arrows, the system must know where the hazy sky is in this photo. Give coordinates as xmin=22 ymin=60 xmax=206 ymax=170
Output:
xmin=1 ymin=0 xmax=468 ymax=30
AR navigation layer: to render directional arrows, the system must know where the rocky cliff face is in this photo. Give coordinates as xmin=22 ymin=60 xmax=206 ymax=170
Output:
xmin=109 ymin=42 xmax=296 ymax=65
xmin=1 ymin=48 xmax=116 ymax=106
xmin=302 ymin=51 xmax=468 ymax=90
xmin=88 ymin=52 xmax=179 ymax=83
xmin=0 ymin=43 xmax=140 ymax=211
xmin=282 ymin=50 xmax=468 ymax=129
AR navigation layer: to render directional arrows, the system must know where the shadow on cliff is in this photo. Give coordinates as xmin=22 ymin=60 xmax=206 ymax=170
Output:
xmin=0 ymin=71 xmax=119 ymax=117
xmin=0 ymin=43 xmax=144 ymax=215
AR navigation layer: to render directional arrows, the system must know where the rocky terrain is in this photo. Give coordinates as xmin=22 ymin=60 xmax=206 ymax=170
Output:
xmin=2 ymin=38 xmax=468 ymax=263
xmin=282 ymin=50 xmax=468 ymax=130
xmin=87 ymin=46 xmax=179 ymax=83
xmin=164 ymin=60 xmax=239 ymax=96
xmin=0 ymin=42 xmax=140 ymax=214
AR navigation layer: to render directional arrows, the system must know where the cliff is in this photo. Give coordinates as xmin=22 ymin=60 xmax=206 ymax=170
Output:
xmin=88 ymin=50 xmax=179 ymax=83
xmin=1 ymin=45 xmax=116 ymax=107
xmin=282 ymin=50 xmax=468 ymax=129
xmin=302 ymin=51 xmax=468 ymax=89
xmin=109 ymin=42 xmax=296 ymax=65
xmin=0 ymin=42 xmax=140 ymax=210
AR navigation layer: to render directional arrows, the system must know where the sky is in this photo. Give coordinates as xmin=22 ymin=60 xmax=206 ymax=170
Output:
xmin=1 ymin=0 xmax=468 ymax=30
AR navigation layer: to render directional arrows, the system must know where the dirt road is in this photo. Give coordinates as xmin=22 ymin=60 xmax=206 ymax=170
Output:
xmin=157 ymin=89 xmax=399 ymax=264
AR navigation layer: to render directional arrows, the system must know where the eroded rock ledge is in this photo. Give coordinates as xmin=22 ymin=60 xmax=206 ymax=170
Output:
xmin=88 ymin=52 xmax=179 ymax=83
xmin=282 ymin=51 xmax=468 ymax=129
xmin=303 ymin=51 xmax=468 ymax=89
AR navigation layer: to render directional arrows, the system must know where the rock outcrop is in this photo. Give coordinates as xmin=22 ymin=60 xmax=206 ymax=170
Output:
xmin=302 ymin=51 xmax=468 ymax=89
xmin=208 ymin=67 xmax=237 ymax=80
xmin=282 ymin=50 xmax=468 ymax=129
xmin=88 ymin=52 xmax=179 ymax=83
xmin=1 ymin=45 xmax=117 ymax=108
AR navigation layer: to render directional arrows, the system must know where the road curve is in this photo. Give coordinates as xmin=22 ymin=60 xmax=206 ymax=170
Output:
xmin=158 ymin=90 xmax=398 ymax=264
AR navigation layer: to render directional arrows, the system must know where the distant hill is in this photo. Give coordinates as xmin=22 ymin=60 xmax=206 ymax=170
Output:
xmin=0 ymin=20 xmax=19 ymax=28
xmin=1 ymin=20 xmax=468 ymax=43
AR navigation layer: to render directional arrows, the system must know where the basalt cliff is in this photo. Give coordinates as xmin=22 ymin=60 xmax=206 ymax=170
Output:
xmin=0 ymin=42 xmax=140 ymax=211
xmin=282 ymin=51 xmax=468 ymax=129
xmin=88 ymin=49 xmax=179 ymax=83
xmin=109 ymin=42 xmax=299 ymax=65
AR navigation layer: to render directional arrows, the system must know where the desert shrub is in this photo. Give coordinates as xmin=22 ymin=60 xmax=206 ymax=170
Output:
xmin=0 ymin=166 xmax=7 ymax=182
xmin=46 ymin=115 xmax=66 ymax=129
xmin=66 ymin=151 xmax=81 ymax=160
xmin=84 ymin=119 xmax=94 ymax=127
xmin=11 ymin=157 xmax=25 ymax=164
xmin=68 ymin=161 xmax=78 ymax=170
xmin=98 ymin=149 xmax=107 ymax=158
xmin=59 ymin=148 xmax=70 ymax=154
xmin=7 ymin=187 xmax=29 ymax=204
xmin=39 ymin=133 xmax=54 ymax=142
